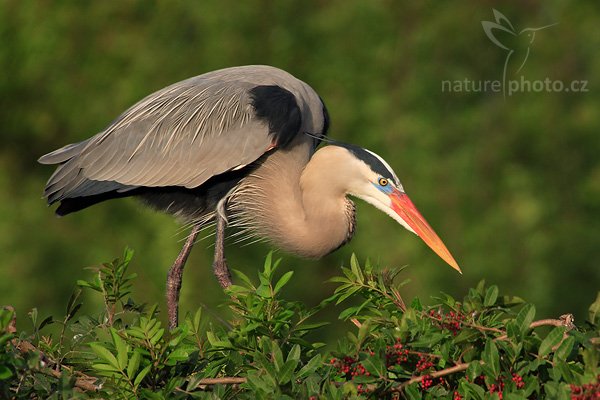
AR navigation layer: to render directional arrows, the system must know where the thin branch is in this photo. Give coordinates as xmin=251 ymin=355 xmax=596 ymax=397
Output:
xmin=495 ymin=314 xmax=575 ymax=341
xmin=5 ymin=306 xmax=101 ymax=393
xmin=397 ymin=362 xmax=470 ymax=389
xmin=422 ymin=310 xmax=504 ymax=334
xmin=196 ymin=377 xmax=247 ymax=385
xmin=37 ymin=365 xmax=100 ymax=392
xmin=332 ymin=363 xmax=472 ymax=393
xmin=531 ymin=314 xmax=575 ymax=329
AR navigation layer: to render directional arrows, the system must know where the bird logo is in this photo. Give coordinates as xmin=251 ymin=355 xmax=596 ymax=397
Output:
xmin=481 ymin=9 xmax=557 ymax=96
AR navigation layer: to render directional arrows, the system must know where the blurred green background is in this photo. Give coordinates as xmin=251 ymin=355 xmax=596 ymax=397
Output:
xmin=1 ymin=1 xmax=598 ymax=330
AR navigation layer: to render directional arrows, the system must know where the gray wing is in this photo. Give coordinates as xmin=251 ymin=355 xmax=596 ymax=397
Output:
xmin=39 ymin=71 xmax=307 ymax=205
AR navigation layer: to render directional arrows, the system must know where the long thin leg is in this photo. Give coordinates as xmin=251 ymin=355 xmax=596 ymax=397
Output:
xmin=167 ymin=224 xmax=201 ymax=330
xmin=213 ymin=214 xmax=232 ymax=288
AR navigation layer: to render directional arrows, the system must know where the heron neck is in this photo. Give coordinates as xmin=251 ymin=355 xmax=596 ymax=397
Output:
xmin=230 ymin=142 xmax=356 ymax=258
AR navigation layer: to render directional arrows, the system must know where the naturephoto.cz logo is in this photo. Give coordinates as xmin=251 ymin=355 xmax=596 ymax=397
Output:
xmin=442 ymin=9 xmax=589 ymax=97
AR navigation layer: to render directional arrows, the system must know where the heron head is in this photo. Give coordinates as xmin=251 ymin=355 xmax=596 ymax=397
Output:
xmin=335 ymin=144 xmax=461 ymax=273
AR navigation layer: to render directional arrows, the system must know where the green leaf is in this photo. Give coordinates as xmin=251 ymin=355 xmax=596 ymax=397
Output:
xmin=206 ymin=331 xmax=233 ymax=348
xmin=538 ymin=327 xmax=565 ymax=357
xmin=582 ymin=347 xmax=598 ymax=376
xmin=166 ymin=347 xmax=192 ymax=365
xmin=515 ymin=304 xmax=536 ymax=335
xmin=90 ymin=343 xmax=120 ymax=370
xmin=263 ymin=251 xmax=273 ymax=276
xmin=453 ymin=328 xmax=479 ymax=344
xmin=38 ymin=315 xmax=54 ymax=331
xmin=76 ymin=279 xmax=101 ymax=291
xmin=134 ymin=364 xmax=152 ymax=387
xmin=555 ymin=361 xmax=575 ymax=382
xmin=296 ymin=354 xmax=322 ymax=379
xmin=127 ymin=349 xmax=141 ymax=379
xmin=410 ymin=297 xmax=423 ymax=311
xmin=122 ymin=247 xmax=134 ymax=266
xmin=482 ymin=339 xmax=500 ymax=378
xmin=484 ymin=285 xmax=499 ymax=307
xmin=255 ymin=284 xmax=271 ymax=298
xmin=0 ymin=365 xmax=13 ymax=380
xmin=295 ymin=322 xmax=329 ymax=332
xmin=253 ymin=351 xmax=278 ymax=380
xmin=91 ymin=363 xmax=120 ymax=373
xmin=460 ymin=380 xmax=486 ymax=399
xmin=410 ymin=332 xmax=446 ymax=348
xmin=357 ymin=319 xmax=371 ymax=346
xmin=404 ymin=382 xmax=421 ymax=399
xmin=0 ymin=333 xmax=13 ymax=348
xmin=29 ymin=308 xmax=38 ymax=327
xmin=110 ymin=328 xmax=128 ymax=370
xmin=231 ymin=270 xmax=255 ymax=290
xmin=66 ymin=288 xmax=82 ymax=315
xmin=287 ymin=344 xmax=301 ymax=363
xmin=335 ymin=286 xmax=361 ymax=305
xmin=278 ymin=359 xmax=298 ymax=384
xmin=553 ymin=335 xmax=575 ymax=362
xmin=349 ymin=254 xmax=364 ymax=283
xmin=475 ymin=280 xmax=486 ymax=295
xmin=149 ymin=328 xmax=164 ymax=345
xmin=192 ymin=308 xmax=202 ymax=331
xmin=273 ymin=271 xmax=294 ymax=295
xmin=272 ymin=341 xmax=284 ymax=372
xmin=522 ymin=376 xmax=540 ymax=397
xmin=466 ymin=361 xmax=482 ymax=382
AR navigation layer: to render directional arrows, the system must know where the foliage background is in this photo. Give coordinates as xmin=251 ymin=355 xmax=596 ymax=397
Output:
xmin=1 ymin=1 xmax=598 ymax=333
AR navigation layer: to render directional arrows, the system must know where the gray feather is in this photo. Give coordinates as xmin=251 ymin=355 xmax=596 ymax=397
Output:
xmin=39 ymin=65 xmax=326 ymax=206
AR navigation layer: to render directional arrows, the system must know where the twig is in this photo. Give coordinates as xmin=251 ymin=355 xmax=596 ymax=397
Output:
xmin=4 ymin=305 xmax=101 ymax=393
xmin=390 ymin=287 xmax=407 ymax=312
xmin=421 ymin=308 xmax=504 ymax=334
xmin=36 ymin=365 xmax=100 ymax=392
xmin=397 ymin=362 xmax=470 ymax=389
xmin=531 ymin=314 xmax=575 ymax=329
xmin=196 ymin=377 xmax=247 ymax=385
xmin=495 ymin=314 xmax=575 ymax=341
xmin=334 ymin=362 xmax=472 ymax=393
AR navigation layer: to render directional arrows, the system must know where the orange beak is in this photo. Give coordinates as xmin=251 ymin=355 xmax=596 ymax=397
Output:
xmin=390 ymin=190 xmax=461 ymax=273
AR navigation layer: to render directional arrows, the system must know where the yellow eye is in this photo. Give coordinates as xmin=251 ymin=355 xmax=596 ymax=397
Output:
xmin=378 ymin=178 xmax=388 ymax=186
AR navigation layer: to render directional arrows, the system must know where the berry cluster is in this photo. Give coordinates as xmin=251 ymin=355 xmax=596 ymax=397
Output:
xmin=385 ymin=339 xmax=409 ymax=367
xmin=420 ymin=374 xmax=434 ymax=390
xmin=329 ymin=354 xmax=376 ymax=395
xmin=416 ymin=355 xmax=434 ymax=372
xmin=512 ymin=373 xmax=525 ymax=389
xmin=329 ymin=355 xmax=370 ymax=379
xmin=428 ymin=308 xmax=466 ymax=336
xmin=570 ymin=374 xmax=600 ymax=400
xmin=489 ymin=380 xmax=505 ymax=399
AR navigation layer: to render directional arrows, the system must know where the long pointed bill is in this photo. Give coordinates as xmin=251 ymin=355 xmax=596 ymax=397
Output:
xmin=390 ymin=190 xmax=462 ymax=273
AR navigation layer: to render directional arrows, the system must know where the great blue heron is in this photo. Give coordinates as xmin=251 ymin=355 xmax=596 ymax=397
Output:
xmin=39 ymin=65 xmax=460 ymax=329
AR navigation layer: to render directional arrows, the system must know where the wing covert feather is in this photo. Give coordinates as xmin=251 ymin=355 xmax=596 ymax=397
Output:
xmin=75 ymin=78 xmax=273 ymax=190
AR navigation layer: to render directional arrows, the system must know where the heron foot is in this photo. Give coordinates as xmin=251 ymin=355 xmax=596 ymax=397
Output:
xmin=213 ymin=258 xmax=232 ymax=288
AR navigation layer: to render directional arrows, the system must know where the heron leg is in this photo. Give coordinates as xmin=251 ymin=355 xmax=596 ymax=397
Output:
xmin=167 ymin=224 xmax=201 ymax=330
xmin=213 ymin=214 xmax=232 ymax=288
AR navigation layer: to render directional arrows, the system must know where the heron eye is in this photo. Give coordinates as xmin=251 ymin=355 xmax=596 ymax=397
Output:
xmin=378 ymin=178 xmax=388 ymax=187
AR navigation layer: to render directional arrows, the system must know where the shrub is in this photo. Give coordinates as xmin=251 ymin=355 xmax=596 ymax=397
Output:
xmin=1 ymin=250 xmax=598 ymax=399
